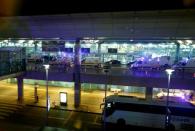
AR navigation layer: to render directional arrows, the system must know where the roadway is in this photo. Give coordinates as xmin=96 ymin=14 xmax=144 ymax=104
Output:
xmin=10 ymin=106 xmax=102 ymax=130
xmin=0 ymin=105 xmax=165 ymax=131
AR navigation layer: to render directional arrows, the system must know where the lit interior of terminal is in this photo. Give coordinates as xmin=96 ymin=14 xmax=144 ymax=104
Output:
xmin=1 ymin=39 xmax=195 ymax=63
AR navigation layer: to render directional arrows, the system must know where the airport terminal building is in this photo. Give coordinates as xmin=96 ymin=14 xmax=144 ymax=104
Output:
xmin=0 ymin=9 xmax=195 ymax=112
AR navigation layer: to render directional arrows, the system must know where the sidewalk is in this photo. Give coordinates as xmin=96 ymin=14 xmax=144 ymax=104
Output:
xmin=26 ymin=100 xmax=102 ymax=114
xmin=0 ymin=96 xmax=102 ymax=115
xmin=0 ymin=121 xmax=68 ymax=131
xmin=0 ymin=93 xmax=102 ymax=114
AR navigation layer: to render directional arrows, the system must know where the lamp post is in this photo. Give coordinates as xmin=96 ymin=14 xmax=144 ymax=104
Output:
xmin=104 ymin=70 xmax=109 ymax=102
xmin=34 ymin=82 xmax=39 ymax=103
xmin=103 ymin=65 xmax=110 ymax=131
xmin=43 ymin=64 xmax=50 ymax=126
xmin=104 ymin=64 xmax=110 ymax=102
xmin=165 ymin=69 xmax=174 ymax=129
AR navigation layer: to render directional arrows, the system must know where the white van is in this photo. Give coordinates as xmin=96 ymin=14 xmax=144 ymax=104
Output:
xmin=131 ymin=56 xmax=173 ymax=70
xmin=81 ymin=57 xmax=101 ymax=67
xmin=185 ymin=58 xmax=195 ymax=67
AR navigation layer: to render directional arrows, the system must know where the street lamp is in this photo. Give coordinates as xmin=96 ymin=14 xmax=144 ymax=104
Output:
xmin=43 ymin=64 xmax=50 ymax=125
xmin=104 ymin=65 xmax=110 ymax=102
xmin=104 ymin=70 xmax=109 ymax=102
xmin=103 ymin=65 xmax=110 ymax=131
xmin=165 ymin=69 xmax=174 ymax=129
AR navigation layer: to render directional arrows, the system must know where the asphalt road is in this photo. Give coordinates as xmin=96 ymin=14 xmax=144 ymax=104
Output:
xmin=9 ymin=106 xmax=102 ymax=131
xmin=2 ymin=105 xmax=165 ymax=131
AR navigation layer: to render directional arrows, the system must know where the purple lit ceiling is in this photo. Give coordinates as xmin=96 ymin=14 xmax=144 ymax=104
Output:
xmin=0 ymin=9 xmax=195 ymax=40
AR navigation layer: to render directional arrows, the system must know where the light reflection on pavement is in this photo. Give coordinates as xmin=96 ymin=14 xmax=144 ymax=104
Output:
xmin=0 ymin=80 xmax=144 ymax=113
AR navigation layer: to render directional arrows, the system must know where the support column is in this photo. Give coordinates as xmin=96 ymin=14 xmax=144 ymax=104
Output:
xmin=17 ymin=76 xmax=23 ymax=103
xmin=74 ymin=38 xmax=81 ymax=108
xmin=34 ymin=42 xmax=38 ymax=54
xmin=98 ymin=43 xmax=103 ymax=62
xmin=145 ymin=87 xmax=153 ymax=101
xmin=175 ymin=42 xmax=180 ymax=64
xmin=98 ymin=43 xmax=101 ymax=55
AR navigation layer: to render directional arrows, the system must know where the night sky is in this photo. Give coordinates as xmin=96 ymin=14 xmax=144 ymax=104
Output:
xmin=0 ymin=0 xmax=195 ymax=16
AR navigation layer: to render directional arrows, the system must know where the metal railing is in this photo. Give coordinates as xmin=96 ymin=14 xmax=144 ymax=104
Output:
xmin=25 ymin=62 xmax=195 ymax=79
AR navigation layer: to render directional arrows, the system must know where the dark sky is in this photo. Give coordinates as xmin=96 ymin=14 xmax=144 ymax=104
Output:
xmin=1 ymin=0 xmax=195 ymax=16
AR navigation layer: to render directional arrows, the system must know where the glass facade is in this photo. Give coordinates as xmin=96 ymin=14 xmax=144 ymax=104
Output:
xmin=153 ymin=88 xmax=195 ymax=102
xmin=1 ymin=39 xmax=194 ymax=65
xmin=81 ymin=83 xmax=146 ymax=98
xmin=99 ymin=41 xmax=177 ymax=64
xmin=0 ymin=46 xmax=26 ymax=76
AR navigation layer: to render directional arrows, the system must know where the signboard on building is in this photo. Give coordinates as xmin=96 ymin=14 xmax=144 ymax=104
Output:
xmin=63 ymin=48 xmax=73 ymax=53
xmin=42 ymin=41 xmax=65 ymax=52
xmin=108 ymin=48 xmax=117 ymax=53
xmin=81 ymin=48 xmax=90 ymax=53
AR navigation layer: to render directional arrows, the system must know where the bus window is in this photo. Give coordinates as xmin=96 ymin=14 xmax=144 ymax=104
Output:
xmin=107 ymin=103 xmax=111 ymax=108
xmin=105 ymin=102 xmax=115 ymax=117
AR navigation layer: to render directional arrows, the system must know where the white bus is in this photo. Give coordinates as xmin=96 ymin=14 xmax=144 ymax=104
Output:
xmin=101 ymin=95 xmax=195 ymax=131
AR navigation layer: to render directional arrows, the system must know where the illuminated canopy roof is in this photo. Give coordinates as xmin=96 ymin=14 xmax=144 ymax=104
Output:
xmin=0 ymin=9 xmax=195 ymax=40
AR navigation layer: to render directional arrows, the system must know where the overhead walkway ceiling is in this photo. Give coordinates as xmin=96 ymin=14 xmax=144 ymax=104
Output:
xmin=0 ymin=9 xmax=195 ymax=40
xmin=19 ymin=0 xmax=192 ymax=16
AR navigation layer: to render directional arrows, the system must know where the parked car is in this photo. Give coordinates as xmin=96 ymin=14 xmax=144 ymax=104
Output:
xmin=104 ymin=60 xmax=121 ymax=66
xmin=173 ymin=57 xmax=195 ymax=72
xmin=127 ymin=61 xmax=136 ymax=67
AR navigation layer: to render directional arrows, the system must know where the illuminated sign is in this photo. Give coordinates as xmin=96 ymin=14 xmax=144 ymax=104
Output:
xmin=42 ymin=41 xmax=65 ymax=52
xmin=60 ymin=92 xmax=67 ymax=106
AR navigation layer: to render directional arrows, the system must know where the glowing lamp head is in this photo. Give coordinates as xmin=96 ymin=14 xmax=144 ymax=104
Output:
xmin=157 ymin=57 xmax=160 ymax=62
xmin=43 ymin=64 xmax=50 ymax=70
xmin=165 ymin=69 xmax=175 ymax=75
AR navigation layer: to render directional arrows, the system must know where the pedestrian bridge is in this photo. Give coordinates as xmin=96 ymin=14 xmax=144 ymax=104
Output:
xmin=24 ymin=66 xmax=195 ymax=90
